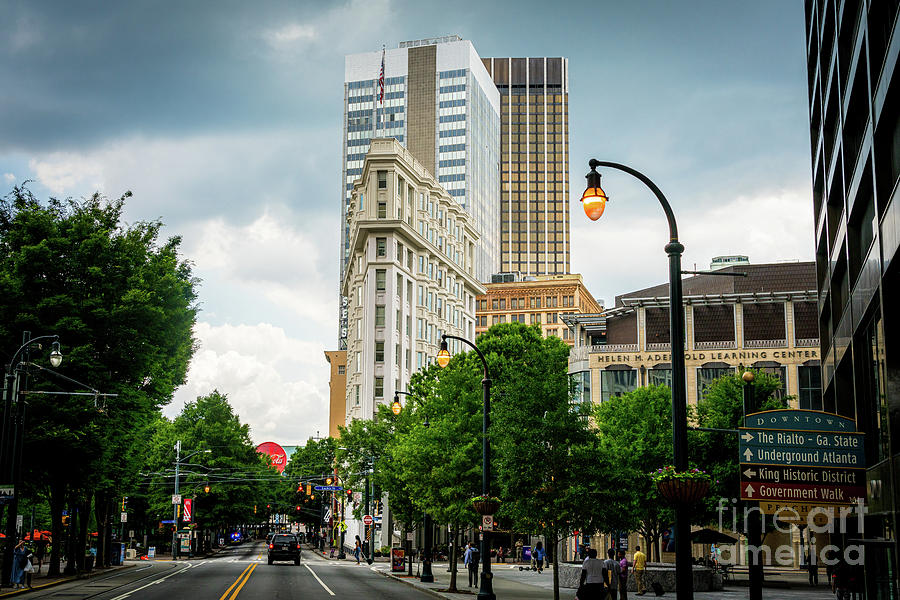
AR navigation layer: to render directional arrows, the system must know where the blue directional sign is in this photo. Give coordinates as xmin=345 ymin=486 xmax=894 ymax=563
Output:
xmin=314 ymin=485 xmax=343 ymax=492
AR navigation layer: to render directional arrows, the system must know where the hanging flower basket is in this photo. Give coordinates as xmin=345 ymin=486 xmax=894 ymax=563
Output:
xmin=472 ymin=495 xmax=501 ymax=515
xmin=650 ymin=466 xmax=712 ymax=504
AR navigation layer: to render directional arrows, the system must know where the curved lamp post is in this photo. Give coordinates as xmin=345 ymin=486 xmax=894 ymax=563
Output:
xmin=393 ymin=390 xmax=432 ymax=580
xmin=2 ymin=333 xmax=62 ymax=585
xmin=581 ymin=159 xmax=693 ymax=599
xmin=437 ymin=334 xmax=495 ymax=600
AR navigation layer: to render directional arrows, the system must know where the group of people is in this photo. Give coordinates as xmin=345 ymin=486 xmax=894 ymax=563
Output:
xmin=578 ymin=545 xmax=649 ymax=600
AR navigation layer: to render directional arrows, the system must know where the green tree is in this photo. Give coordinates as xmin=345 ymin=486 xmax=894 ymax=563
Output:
xmin=0 ymin=186 xmax=197 ymax=573
xmin=484 ymin=323 xmax=612 ymax=600
xmin=139 ymin=391 xmax=275 ymax=553
xmin=283 ymin=436 xmax=337 ymax=529
xmin=690 ymin=370 xmax=788 ymax=530
xmin=593 ymin=386 xmax=675 ymax=560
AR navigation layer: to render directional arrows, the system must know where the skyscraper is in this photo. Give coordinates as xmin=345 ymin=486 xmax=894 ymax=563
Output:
xmin=804 ymin=0 xmax=899 ymax=593
xmin=339 ymin=36 xmax=500 ymax=349
xmin=481 ymin=57 xmax=570 ymax=276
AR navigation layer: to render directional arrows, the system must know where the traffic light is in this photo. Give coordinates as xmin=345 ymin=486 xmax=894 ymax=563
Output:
xmin=306 ymin=484 xmax=312 ymax=495
xmin=61 ymin=515 xmax=69 ymax=527
xmin=121 ymin=496 xmax=127 ymax=511
xmin=346 ymin=489 xmax=352 ymax=498
xmin=296 ymin=505 xmax=301 ymax=511
xmin=254 ymin=505 xmax=257 ymax=514
xmin=326 ymin=477 xmax=333 ymax=485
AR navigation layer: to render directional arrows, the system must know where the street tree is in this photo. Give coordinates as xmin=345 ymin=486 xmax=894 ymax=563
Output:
xmin=0 ymin=186 xmax=197 ymax=574
xmin=593 ymin=385 xmax=675 ymax=560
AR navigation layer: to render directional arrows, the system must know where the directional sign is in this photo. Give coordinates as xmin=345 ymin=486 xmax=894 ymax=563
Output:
xmin=0 ymin=486 xmax=14 ymax=506
xmin=739 ymin=429 xmax=865 ymax=466
xmin=739 ymin=410 xmax=866 ymax=506
xmin=363 ymin=514 xmax=374 ymax=526
xmin=314 ymin=485 xmax=344 ymax=492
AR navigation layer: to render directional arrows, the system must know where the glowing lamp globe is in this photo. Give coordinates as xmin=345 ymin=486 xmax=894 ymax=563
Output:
xmin=391 ymin=398 xmax=402 ymax=415
xmin=581 ymin=185 xmax=608 ymax=221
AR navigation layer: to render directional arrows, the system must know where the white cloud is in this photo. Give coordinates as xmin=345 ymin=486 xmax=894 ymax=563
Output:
xmin=189 ymin=210 xmax=335 ymax=325
xmin=3 ymin=173 xmax=14 ymax=183
xmin=168 ymin=321 xmax=330 ymax=445
xmin=572 ymin=186 xmax=814 ymax=306
xmin=29 ymin=154 xmax=104 ymax=195
xmin=265 ymin=23 xmax=318 ymax=45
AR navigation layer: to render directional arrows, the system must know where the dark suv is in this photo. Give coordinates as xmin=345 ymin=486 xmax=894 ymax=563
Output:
xmin=268 ymin=533 xmax=301 ymax=565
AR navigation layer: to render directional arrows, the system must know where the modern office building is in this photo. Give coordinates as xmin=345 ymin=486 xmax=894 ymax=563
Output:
xmin=564 ymin=262 xmax=822 ymax=406
xmin=481 ymin=57 xmax=570 ymax=276
xmin=804 ymin=1 xmax=899 ymax=593
xmin=324 ymin=350 xmax=347 ymax=438
xmin=339 ymin=36 xmax=500 ymax=349
xmin=341 ymin=138 xmax=485 ymax=423
xmin=474 ymin=273 xmax=601 ymax=344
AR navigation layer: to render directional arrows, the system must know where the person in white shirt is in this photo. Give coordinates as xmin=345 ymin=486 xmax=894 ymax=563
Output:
xmin=579 ymin=548 xmax=605 ymax=599
xmin=463 ymin=542 xmax=479 ymax=587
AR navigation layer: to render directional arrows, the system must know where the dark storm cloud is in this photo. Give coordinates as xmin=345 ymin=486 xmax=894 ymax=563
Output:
xmin=0 ymin=0 xmax=335 ymax=152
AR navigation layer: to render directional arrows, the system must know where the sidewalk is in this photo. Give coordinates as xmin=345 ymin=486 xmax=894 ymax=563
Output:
xmin=372 ymin=561 xmax=840 ymax=600
xmin=0 ymin=562 xmax=134 ymax=598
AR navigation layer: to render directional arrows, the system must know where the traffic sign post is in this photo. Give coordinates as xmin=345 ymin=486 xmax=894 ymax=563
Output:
xmin=482 ymin=515 xmax=493 ymax=532
xmin=738 ymin=411 xmax=866 ymax=506
xmin=363 ymin=514 xmax=374 ymax=526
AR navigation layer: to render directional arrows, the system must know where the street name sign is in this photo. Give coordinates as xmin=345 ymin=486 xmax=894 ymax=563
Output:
xmin=739 ymin=410 xmax=865 ymax=506
xmin=314 ymin=485 xmax=343 ymax=492
xmin=0 ymin=485 xmax=14 ymax=506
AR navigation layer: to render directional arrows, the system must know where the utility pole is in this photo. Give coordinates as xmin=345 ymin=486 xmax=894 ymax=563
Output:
xmin=743 ymin=372 xmax=763 ymax=600
xmin=172 ymin=440 xmax=180 ymax=560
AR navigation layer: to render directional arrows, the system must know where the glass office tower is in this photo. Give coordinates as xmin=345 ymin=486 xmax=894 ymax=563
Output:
xmin=804 ymin=1 xmax=899 ymax=594
xmin=339 ymin=36 xmax=500 ymax=349
xmin=482 ymin=57 xmax=570 ymax=276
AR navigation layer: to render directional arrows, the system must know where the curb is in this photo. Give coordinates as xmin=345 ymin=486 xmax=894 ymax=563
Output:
xmin=0 ymin=563 xmax=135 ymax=597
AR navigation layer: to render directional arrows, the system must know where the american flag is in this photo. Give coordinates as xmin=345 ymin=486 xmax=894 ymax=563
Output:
xmin=378 ymin=48 xmax=385 ymax=104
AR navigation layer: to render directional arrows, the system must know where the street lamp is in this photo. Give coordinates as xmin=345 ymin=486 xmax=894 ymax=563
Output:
xmin=437 ymin=335 xmax=494 ymax=600
xmin=393 ymin=390 xmax=432 ymax=579
xmin=580 ymin=159 xmax=693 ymax=599
xmin=2 ymin=332 xmax=62 ymax=586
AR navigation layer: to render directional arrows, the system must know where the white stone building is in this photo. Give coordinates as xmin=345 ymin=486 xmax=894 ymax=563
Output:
xmin=342 ymin=138 xmax=485 ymax=423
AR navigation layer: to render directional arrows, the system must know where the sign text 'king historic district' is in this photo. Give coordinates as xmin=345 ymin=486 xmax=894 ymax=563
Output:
xmin=739 ymin=410 xmax=866 ymax=506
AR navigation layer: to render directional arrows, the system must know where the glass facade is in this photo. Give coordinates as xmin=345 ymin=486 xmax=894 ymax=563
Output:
xmin=483 ymin=57 xmax=570 ymax=276
xmin=696 ymin=367 xmax=735 ymax=400
xmin=600 ymin=369 xmax=637 ymax=403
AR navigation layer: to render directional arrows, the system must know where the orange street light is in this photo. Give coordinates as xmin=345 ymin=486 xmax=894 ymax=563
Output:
xmin=580 ymin=163 xmax=608 ymax=221
xmin=391 ymin=395 xmax=402 ymax=415
xmin=436 ymin=340 xmax=451 ymax=368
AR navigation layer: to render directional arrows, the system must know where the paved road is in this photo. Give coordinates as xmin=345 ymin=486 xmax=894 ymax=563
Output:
xmin=14 ymin=542 xmax=433 ymax=600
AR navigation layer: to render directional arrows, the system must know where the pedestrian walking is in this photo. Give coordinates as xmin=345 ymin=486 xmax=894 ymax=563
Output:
xmin=604 ymin=548 xmax=622 ymax=600
xmin=515 ymin=539 xmax=523 ymax=563
xmin=804 ymin=549 xmax=818 ymax=586
xmin=533 ymin=541 xmax=545 ymax=573
xmin=353 ymin=535 xmax=362 ymax=564
xmin=831 ymin=558 xmax=851 ymax=600
xmin=578 ymin=548 xmax=605 ymax=600
xmin=464 ymin=542 xmax=480 ymax=587
xmin=633 ymin=545 xmax=647 ymax=596
xmin=618 ymin=549 xmax=629 ymax=600
xmin=10 ymin=540 xmax=27 ymax=589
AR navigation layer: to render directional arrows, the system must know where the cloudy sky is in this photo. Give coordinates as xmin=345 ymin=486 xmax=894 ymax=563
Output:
xmin=1 ymin=0 xmax=813 ymax=446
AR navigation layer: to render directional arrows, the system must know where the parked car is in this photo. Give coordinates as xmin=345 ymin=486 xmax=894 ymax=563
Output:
xmin=268 ymin=533 xmax=301 ymax=565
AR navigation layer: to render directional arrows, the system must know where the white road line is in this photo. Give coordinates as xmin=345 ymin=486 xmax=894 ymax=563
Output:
xmin=304 ymin=564 xmax=335 ymax=596
xmin=109 ymin=562 xmax=194 ymax=600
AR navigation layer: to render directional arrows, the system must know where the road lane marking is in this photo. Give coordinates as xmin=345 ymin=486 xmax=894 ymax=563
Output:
xmin=110 ymin=563 xmax=194 ymax=600
xmin=218 ymin=563 xmax=254 ymax=600
xmin=304 ymin=564 xmax=335 ymax=596
xmin=226 ymin=563 xmax=256 ymax=600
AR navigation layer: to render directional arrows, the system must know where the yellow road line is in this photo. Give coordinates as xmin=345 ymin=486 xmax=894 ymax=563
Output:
xmin=227 ymin=564 xmax=256 ymax=600
xmin=218 ymin=563 xmax=253 ymax=600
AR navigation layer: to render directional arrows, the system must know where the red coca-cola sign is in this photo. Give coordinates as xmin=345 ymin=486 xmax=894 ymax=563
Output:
xmin=256 ymin=442 xmax=288 ymax=473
